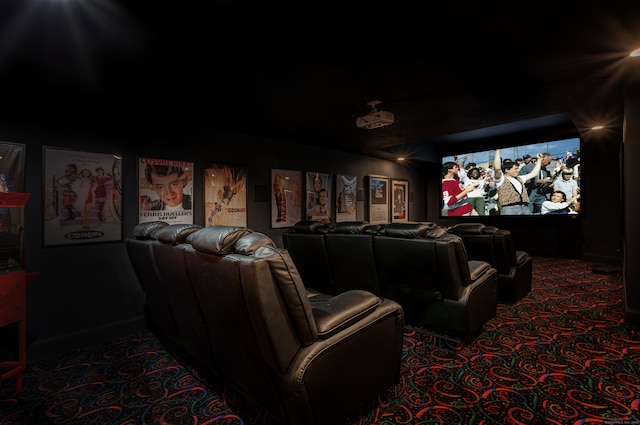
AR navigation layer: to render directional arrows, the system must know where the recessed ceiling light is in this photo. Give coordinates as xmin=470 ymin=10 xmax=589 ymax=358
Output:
xmin=630 ymin=48 xmax=640 ymax=57
xmin=591 ymin=125 xmax=604 ymax=131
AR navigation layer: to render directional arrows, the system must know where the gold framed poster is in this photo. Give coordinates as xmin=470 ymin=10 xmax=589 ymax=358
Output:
xmin=203 ymin=162 xmax=248 ymax=227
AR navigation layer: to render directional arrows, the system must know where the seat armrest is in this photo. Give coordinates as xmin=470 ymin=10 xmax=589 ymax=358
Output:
xmin=515 ymin=251 xmax=530 ymax=265
xmin=309 ymin=290 xmax=381 ymax=338
xmin=468 ymin=260 xmax=493 ymax=282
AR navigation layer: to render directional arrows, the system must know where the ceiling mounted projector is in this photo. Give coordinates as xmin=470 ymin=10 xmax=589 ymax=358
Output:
xmin=356 ymin=100 xmax=394 ymax=130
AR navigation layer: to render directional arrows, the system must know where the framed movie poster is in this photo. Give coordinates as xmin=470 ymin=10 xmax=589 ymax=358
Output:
xmin=0 ymin=141 xmax=26 ymax=193
xmin=305 ymin=171 xmax=331 ymax=224
xmin=138 ymin=157 xmax=194 ymax=225
xmin=335 ymin=174 xmax=357 ymax=222
xmin=365 ymin=174 xmax=390 ymax=225
xmin=391 ymin=178 xmax=409 ymax=223
xmin=203 ymin=162 xmax=248 ymax=227
xmin=42 ymin=147 xmax=123 ymax=247
xmin=271 ymin=168 xmax=302 ymax=228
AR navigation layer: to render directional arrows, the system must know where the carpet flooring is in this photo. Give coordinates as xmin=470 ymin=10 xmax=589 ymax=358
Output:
xmin=1 ymin=257 xmax=638 ymax=424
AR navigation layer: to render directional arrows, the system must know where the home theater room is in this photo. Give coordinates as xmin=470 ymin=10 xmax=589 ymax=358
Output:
xmin=1 ymin=1 xmax=640 ymax=424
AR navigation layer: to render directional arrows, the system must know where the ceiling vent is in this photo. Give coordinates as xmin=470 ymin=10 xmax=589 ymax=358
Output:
xmin=356 ymin=100 xmax=394 ymax=130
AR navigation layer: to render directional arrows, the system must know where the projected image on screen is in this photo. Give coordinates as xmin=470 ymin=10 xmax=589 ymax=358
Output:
xmin=440 ymin=137 xmax=581 ymax=217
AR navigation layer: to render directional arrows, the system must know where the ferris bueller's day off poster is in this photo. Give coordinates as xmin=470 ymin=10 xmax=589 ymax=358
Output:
xmin=138 ymin=157 xmax=194 ymax=225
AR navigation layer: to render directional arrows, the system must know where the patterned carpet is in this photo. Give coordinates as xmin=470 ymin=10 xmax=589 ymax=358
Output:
xmin=1 ymin=257 xmax=639 ymax=425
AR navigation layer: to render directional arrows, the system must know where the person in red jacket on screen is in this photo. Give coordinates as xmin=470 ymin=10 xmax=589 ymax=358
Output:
xmin=441 ymin=161 xmax=479 ymax=216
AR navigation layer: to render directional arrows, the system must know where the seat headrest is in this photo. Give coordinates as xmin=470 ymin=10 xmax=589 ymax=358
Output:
xmin=423 ymin=225 xmax=449 ymax=239
xmin=235 ymin=232 xmax=276 ymax=255
xmin=190 ymin=226 xmax=253 ymax=254
xmin=132 ymin=221 xmax=169 ymax=239
xmin=156 ymin=224 xmax=203 ymax=244
xmin=363 ymin=224 xmax=383 ymax=234
xmin=382 ymin=222 xmax=434 ymax=238
xmin=483 ymin=226 xmax=500 ymax=234
xmin=291 ymin=221 xmax=326 ymax=233
xmin=449 ymin=222 xmax=487 ymax=235
xmin=332 ymin=221 xmax=371 ymax=234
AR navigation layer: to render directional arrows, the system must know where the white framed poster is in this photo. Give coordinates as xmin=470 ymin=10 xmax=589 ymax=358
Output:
xmin=365 ymin=174 xmax=390 ymax=225
xmin=138 ymin=157 xmax=194 ymax=225
xmin=42 ymin=147 xmax=123 ymax=247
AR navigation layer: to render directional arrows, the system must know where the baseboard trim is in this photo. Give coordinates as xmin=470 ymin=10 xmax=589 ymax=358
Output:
xmin=27 ymin=316 xmax=147 ymax=362
xmin=581 ymin=253 xmax=623 ymax=266
xmin=624 ymin=309 xmax=640 ymax=329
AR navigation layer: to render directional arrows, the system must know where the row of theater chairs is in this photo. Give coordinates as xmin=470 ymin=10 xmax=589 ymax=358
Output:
xmin=282 ymin=221 xmax=530 ymax=340
xmin=446 ymin=222 xmax=533 ymax=303
xmin=126 ymin=221 xmax=404 ymax=425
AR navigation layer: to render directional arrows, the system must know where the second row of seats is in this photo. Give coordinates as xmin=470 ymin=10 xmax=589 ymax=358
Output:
xmin=283 ymin=221 xmax=498 ymax=340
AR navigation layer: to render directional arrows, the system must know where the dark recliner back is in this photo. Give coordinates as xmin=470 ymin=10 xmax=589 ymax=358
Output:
xmin=184 ymin=226 xmax=289 ymax=419
xmin=448 ymin=222 xmax=532 ymax=302
xmin=446 ymin=222 xmax=497 ymax=267
xmin=281 ymin=221 xmax=335 ymax=294
xmin=125 ymin=221 xmax=177 ymax=339
xmin=487 ymin=226 xmax=519 ymax=273
xmin=325 ymin=221 xmax=381 ymax=295
xmin=373 ymin=223 xmax=442 ymax=324
xmin=151 ymin=223 xmax=213 ymax=370
xmin=430 ymin=232 xmax=473 ymax=300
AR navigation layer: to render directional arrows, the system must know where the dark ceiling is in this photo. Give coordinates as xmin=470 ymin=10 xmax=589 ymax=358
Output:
xmin=1 ymin=1 xmax=639 ymax=161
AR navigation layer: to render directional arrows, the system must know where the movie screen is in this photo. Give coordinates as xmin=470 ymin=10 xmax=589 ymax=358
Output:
xmin=440 ymin=137 xmax=581 ymax=217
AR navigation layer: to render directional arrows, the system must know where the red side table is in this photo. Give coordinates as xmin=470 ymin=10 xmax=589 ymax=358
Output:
xmin=0 ymin=270 xmax=38 ymax=396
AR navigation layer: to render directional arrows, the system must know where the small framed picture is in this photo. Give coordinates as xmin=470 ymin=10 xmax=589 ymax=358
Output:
xmin=335 ymin=174 xmax=357 ymax=222
xmin=42 ymin=147 xmax=123 ymax=247
xmin=203 ymin=162 xmax=248 ymax=227
xmin=305 ymin=171 xmax=331 ymax=224
xmin=271 ymin=169 xmax=302 ymax=228
xmin=391 ymin=179 xmax=409 ymax=222
xmin=365 ymin=174 xmax=390 ymax=225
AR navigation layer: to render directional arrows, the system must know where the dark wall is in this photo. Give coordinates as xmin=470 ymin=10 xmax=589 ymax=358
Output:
xmin=2 ymin=123 xmax=427 ymax=361
xmin=624 ymin=81 xmax=640 ymax=326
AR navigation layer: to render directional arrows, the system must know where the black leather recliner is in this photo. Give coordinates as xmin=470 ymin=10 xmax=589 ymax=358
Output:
xmin=447 ymin=222 xmax=532 ymax=302
xmin=284 ymin=220 xmax=498 ymax=340
xmin=127 ymin=222 xmax=405 ymax=425
xmin=375 ymin=223 xmax=497 ymax=338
